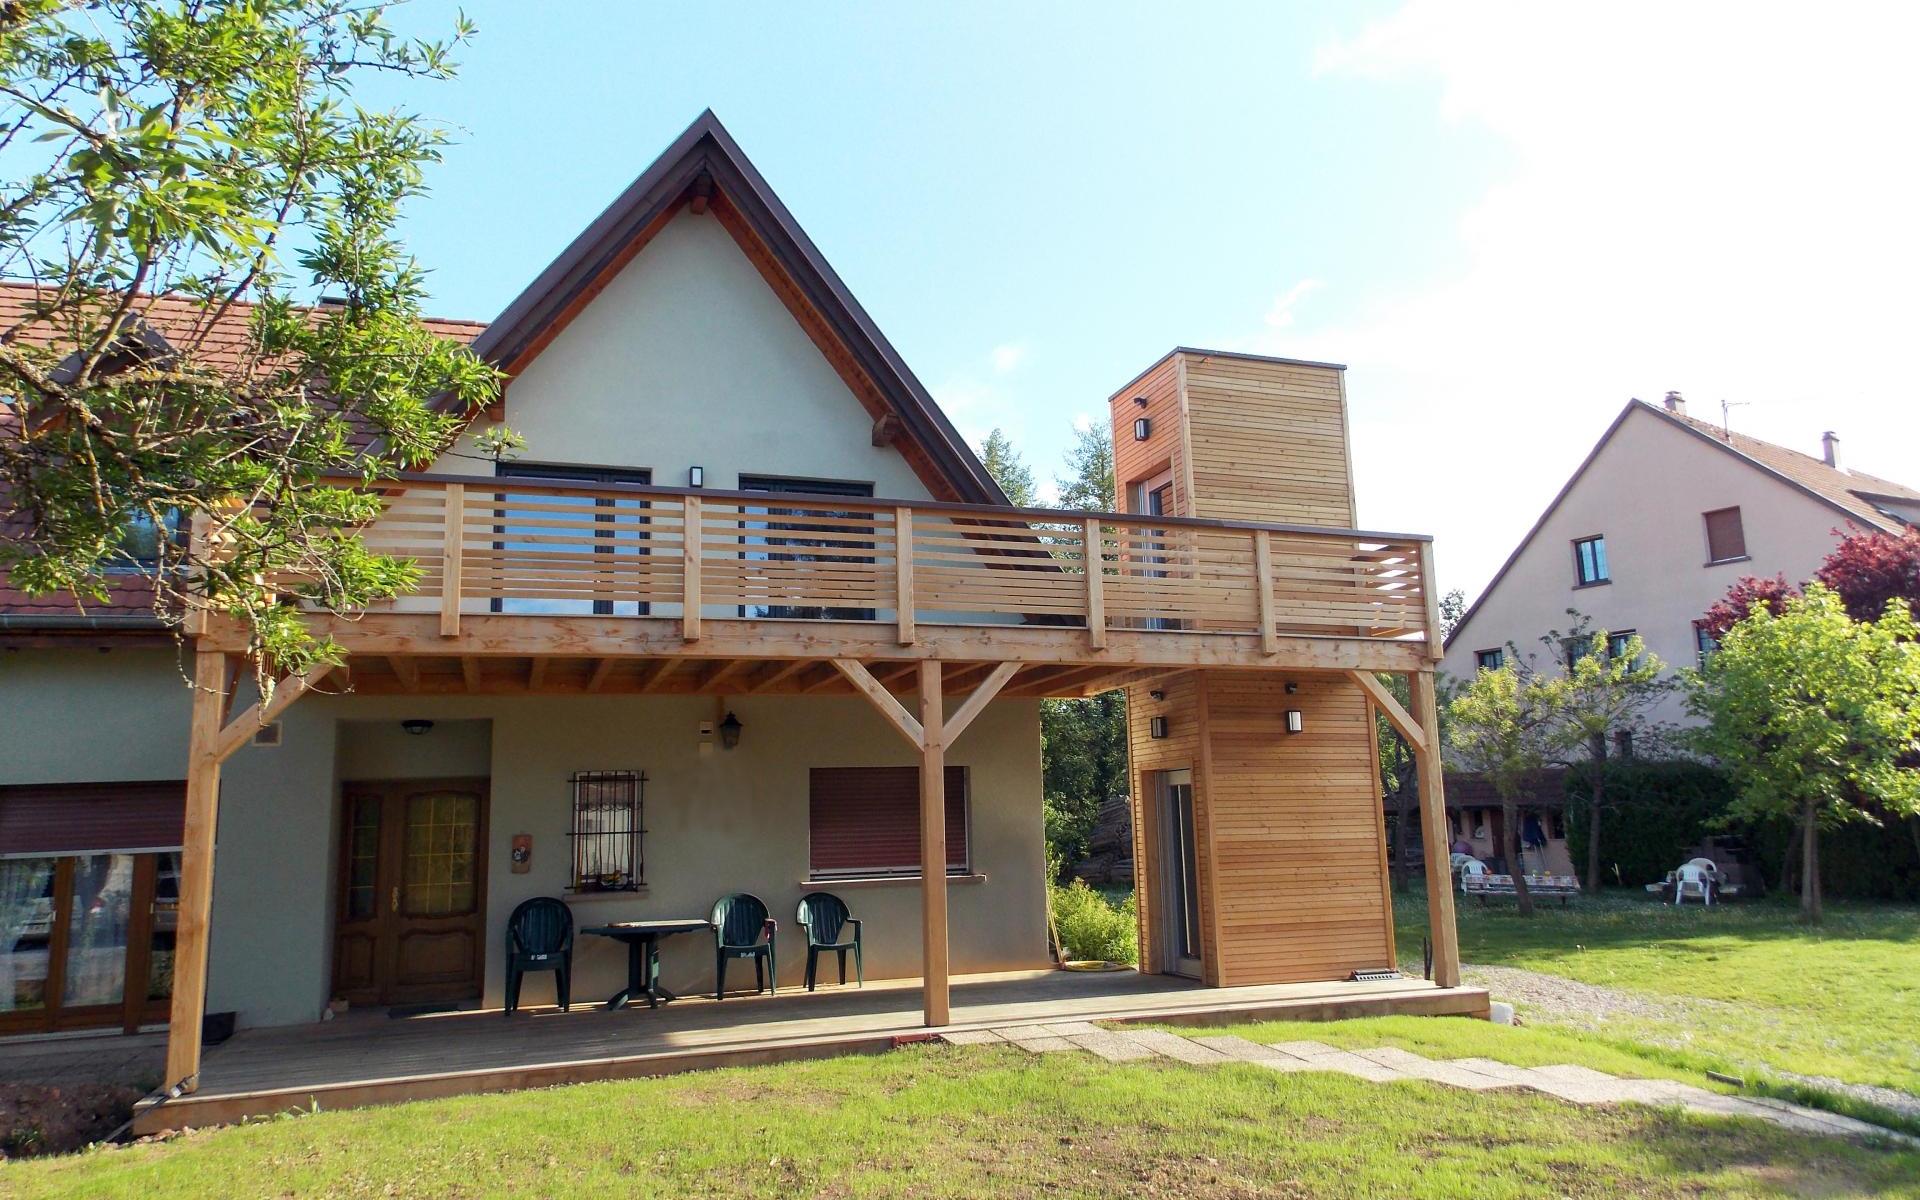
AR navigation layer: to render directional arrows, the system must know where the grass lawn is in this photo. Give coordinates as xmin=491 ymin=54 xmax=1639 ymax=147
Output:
xmin=1392 ymin=888 xmax=1920 ymax=1102
xmin=9 ymin=1042 xmax=1919 ymax=1199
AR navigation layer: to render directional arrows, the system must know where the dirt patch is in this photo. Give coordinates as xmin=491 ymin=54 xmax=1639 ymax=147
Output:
xmin=1462 ymin=963 xmax=1723 ymax=1030
xmin=0 ymin=1082 xmax=144 ymax=1159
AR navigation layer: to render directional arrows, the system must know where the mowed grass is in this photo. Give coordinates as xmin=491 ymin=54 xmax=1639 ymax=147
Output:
xmin=9 ymin=1043 xmax=1919 ymax=1199
xmin=1393 ymin=889 xmax=1920 ymax=1095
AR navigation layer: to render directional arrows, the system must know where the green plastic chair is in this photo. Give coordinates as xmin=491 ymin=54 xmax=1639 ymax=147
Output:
xmin=711 ymin=892 xmax=777 ymax=999
xmin=796 ymin=892 xmax=863 ymax=991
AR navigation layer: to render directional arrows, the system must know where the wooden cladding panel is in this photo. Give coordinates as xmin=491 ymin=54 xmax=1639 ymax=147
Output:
xmin=1180 ymin=355 xmax=1357 ymax=529
xmin=1124 ymin=673 xmax=1207 ymax=980
xmin=1196 ymin=673 xmax=1394 ymax=985
xmin=1110 ymin=355 xmax=1188 ymax=517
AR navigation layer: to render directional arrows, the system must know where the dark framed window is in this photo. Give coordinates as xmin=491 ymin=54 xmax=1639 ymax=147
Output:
xmin=1704 ymin=507 xmax=1746 ymax=563
xmin=493 ymin=463 xmax=651 ymax=616
xmin=1694 ymin=621 xmax=1719 ymax=667
xmin=106 ymin=508 xmax=183 ymax=574
xmin=1613 ymin=729 xmax=1636 ymax=759
xmin=1606 ymin=630 xmax=1638 ymax=665
xmin=808 ymin=766 xmax=969 ymax=879
xmin=568 ymin=771 xmax=645 ymax=892
xmin=1573 ymin=535 xmax=1609 ymax=586
xmin=1475 ymin=648 xmax=1505 ymax=672
xmin=738 ymin=475 xmax=876 ymax=621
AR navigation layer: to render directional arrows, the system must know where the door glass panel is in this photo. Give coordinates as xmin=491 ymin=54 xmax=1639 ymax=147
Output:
xmin=1173 ymin=784 xmax=1201 ymax=960
xmin=0 ymin=858 xmax=57 ymax=1014
xmin=63 ymin=854 xmax=133 ymax=1007
xmin=147 ymin=851 xmax=180 ymax=1003
xmin=346 ymin=796 xmax=381 ymax=919
xmin=403 ymin=791 xmax=478 ymax=916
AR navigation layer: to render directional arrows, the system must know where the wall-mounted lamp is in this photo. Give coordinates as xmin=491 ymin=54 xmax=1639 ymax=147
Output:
xmin=1132 ymin=395 xmax=1149 ymax=408
xmin=1149 ymin=715 xmax=1170 ymax=739
xmin=719 ymin=710 xmax=743 ymax=750
xmin=1284 ymin=710 xmax=1304 ymax=735
xmin=1285 ymin=681 xmax=1299 ymax=694
xmin=1148 ymin=688 xmax=1166 ymax=701
xmin=688 ymin=465 xmax=705 ymax=488
xmin=1133 ymin=416 xmax=1152 ymax=441
xmin=401 ymin=719 xmax=434 ymax=736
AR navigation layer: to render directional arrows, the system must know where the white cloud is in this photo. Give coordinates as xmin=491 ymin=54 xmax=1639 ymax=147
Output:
xmin=1245 ymin=1 xmax=1920 ymax=600
xmin=989 ymin=342 xmax=1028 ymax=373
xmin=1071 ymin=412 xmax=1095 ymax=434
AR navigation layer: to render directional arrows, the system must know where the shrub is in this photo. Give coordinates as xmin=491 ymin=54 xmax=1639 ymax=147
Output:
xmin=1050 ymin=879 xmax=1138 ymax=964
xmin=1749 ymin=814 xmax=1920 ymax=901
xmin=1563 ymin=760 xmax=1731 ymax=886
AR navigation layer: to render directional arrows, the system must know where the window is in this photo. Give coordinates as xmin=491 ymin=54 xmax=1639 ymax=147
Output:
xmin=1694 ymin=621 xmax=1719 ymax=667
xmin=1573 ymin=535 xmax=1609 ymax=586
xmin=107 ymin=508 xmax=182 ymax=573
xmin=738 ymin=475 xmax=876 ymax=621
xmin=1606 ymin=630 xmax=1638 ymax=665
xmin=1613 ymin=729 xmax=1635 ymax=759
xmin=1475 ymin=648 xmax=1505 ymax=672
xmin=494 ymin=463 xmax=652 ymax=616
xmin=568 ymin=771 xmax=645 ymax=892
xmin=808 ymin=766 xmax=969 ymax=879
xmin=1704 ymin=507 xmax=1746 ymax=563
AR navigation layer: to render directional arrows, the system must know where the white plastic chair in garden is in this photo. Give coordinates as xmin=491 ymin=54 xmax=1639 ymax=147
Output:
xmin=1458 ymin=858 xmax=1488 ymax=892
xmin=1675 ymin=861 xmax=1713 ymax=905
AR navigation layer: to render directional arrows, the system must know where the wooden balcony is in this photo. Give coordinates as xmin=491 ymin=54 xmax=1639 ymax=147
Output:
xmin=198 ymin=473 xmax=1440 ymax=692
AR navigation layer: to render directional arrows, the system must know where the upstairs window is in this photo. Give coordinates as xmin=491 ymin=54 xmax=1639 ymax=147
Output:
xmin=1607 ymin=630 xmax=1638 ymax=665
xmin=738 ymin=475 xmax=876 ymax=621
xmin=1475 ymin=648 xmax=1505 ymax=672
xmin=1704 ymin=507 xmax=1747 ymax=563
xmin=1613 ymin=729 xmax=1636 ymax=759
xmin=1694 ymin=621 xmax=1719 ymax=667
xmin=108 ymin=508 xmax=183 ymax=573
xmin=1573 ymin=535 xmax=1609 ymax=586
xmin=494 ymin=463 xmax=652 ymax=616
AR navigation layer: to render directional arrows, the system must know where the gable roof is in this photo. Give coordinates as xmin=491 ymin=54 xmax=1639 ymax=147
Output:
xmin=470 ymin=110 xmax=1006 ymax=507
xmin=1447 ymin=398 xmax=1918 ymax=650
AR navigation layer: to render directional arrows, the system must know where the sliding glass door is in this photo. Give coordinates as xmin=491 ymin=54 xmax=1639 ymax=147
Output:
xmin=0 ymin=850 xmax=178 ymax=1034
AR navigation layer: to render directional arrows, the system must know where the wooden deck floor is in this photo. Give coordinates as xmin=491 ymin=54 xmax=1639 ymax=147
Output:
xmin=135 ymin=969 xmax=1488 ymax=1132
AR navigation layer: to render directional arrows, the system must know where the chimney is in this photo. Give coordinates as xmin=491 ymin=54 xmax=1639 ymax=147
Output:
xmin=1662 ymin=391 xmax=1686 ymax=416
xmin=1822 ymin=430 xmax=1842 ymax=470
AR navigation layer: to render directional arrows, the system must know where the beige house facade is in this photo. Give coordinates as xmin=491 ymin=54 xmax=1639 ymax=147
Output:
xmin=1442 ymin=394 xmax=1919 ymax=728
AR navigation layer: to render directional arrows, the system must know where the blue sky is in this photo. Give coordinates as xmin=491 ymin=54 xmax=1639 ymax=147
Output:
xmin=379 ymin=2 xmax=1920 ymax=600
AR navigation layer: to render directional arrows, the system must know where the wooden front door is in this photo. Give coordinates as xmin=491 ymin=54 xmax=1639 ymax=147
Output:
xmin=333 ymin=779 xmax=489 ymax=1007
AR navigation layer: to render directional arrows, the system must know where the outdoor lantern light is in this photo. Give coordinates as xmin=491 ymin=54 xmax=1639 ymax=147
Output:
xmin=1284 ymin=709 xmax=1304 ymax=735
xmin=719 ymin=710 xmax=743 ymax=750
xmin=688 ymin=465 xmax=705 ymax=488
xmin=1133 ymin=416 xmax=1151 ymax=441
xmin=401 ymin=719 xmax=434 ymax=736
xmin=1149 ymin=715 xmax=1169 ymax=739
xmin=1148 ymin=688 xmax=1166 ymax=701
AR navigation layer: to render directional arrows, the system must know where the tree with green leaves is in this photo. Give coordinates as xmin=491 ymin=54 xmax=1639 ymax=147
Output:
xmin=1446 ymin=656 xmax=1560 ymax=915
xmin=977 ymin=427 xmax=1035 ymax=507
xmin=1535 ymin=616 xmax=1674 ymax=893
xmin=1688 ymin=585 xmax=1920 ymax=922
xmin=1054 ymin=421 xmax=1114 ymax=512
xmin=0 ymin=0 xmax=499 ymax=692
xmin=1378 ymin=588 xmax=1463 ymax=889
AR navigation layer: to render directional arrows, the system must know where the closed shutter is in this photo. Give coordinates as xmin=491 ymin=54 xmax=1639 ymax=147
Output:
xmin=0 ymin=781 xmax=186 ymax=855
xmin=1704 ymin=507 xmax=1746 ymax=562
xmin=809 ymin=766 xmax=967 ymax=877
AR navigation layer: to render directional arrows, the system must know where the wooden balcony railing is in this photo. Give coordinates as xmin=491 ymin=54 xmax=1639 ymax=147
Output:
xmin=331 ymin=473 xmax=1437 ymax=654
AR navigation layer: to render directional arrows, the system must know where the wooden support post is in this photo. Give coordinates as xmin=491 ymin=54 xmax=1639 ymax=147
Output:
xmin=1083 ymin=517 xmax=1105 ymax=649
xmin=1253 ymin=529 xmax=1277 ymax=654
xmin=439 ymin=482 xmax=465 ymax=638
xmin=1346 ymin=669 xmax=1425 ymax=754
xmin=1416 ymin=540 xmax=1444 ymax=662
xmin=917 ymin=659 xmax=950 ymax=1027
xmin=682 ymin=495 xmax=703 ymax=641
xmin=1408 ymin=669 xmax=1461 ymax=987
xmin=164 ymin=650 xmax=232 ymax=1094
xmin=895 ymin=506 xmax=916 ymax=646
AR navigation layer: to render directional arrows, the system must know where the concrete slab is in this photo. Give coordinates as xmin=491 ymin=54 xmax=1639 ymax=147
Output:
xmin=1191 ymin=1035 xmax=1296 ymax=1063
xmin=1067 ymin=1031 xmax=1160 ymax=1063
xmin=1006 ymin=1035 xmax=1079 ymax=1054
xmin=940 ymin=1029 xmax=1006 ymax=1046
xmin=1353 ymin=1047 xmax=1511 ymax=1090
xmin=1031 ymin=1021 xmax=1106 ymax=1038
xmin=1116 ymin=1029 xmax=1233 ymax=1064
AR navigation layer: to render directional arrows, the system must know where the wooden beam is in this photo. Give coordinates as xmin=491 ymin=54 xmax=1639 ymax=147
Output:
xmin=874 ymin=662 xmax=919 ymax=690
xmin=871 ymin=412 xmax=903 ymax=447
xmin=1408 ymin=669 xmax=1461 ymax=986
xmin=1345 ymin=670 xmax=1425 ymax=753
xmin=165 ymin=649 xmax=230 ymax=1093
xmin=212 ymin=666 xmax=324 ymax=764
xmin=895 ymin=506 xmax=915 ymax=646
xmin=700 ymin=658 xmax=752 ymax=691
xmin=682 ymin=495 xmax=702 ymax=641
xmin=461 ymin=657 xmax=482 ymax=692
xmin=687 ymin=172 xmax=713 ymax=215
xmin=585 ymin=658 xmax=616 ymax=692
xmin=527 ymin=657 xmax=548 ymax=691
xmin=942 ymin=661 xmax=1020 ymax=745
xmin=801 ymin=663 xmax=849 ymax=693
xmin=387 ymin=656 xmax=420 ymax=691
xmin=636 ymin=657 xmax=678 ymax=692
xmin=1083 ymin=517 xmax=1105 ymax=649
xmin=917 ymin=659 xmax=950 ymax=1027
xmin=1416 ymin=541 xmax=1444 ymax=662
xmin=1253 ymin=528 xmax=1277 ymax=655
xmin=832 ymin=660 xmax=925 ymax=749
xmin=749 ymin=658 xmax=815 ymax=692
xmin=439 ymin=482 xmax=465 ymax=638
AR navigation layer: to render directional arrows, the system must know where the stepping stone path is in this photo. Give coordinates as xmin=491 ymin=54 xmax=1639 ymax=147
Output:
xmin=939 ymin=1026 xmax=1915 ymax=1147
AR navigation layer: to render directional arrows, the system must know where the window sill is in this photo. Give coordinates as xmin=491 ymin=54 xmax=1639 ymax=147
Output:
xmin=1572 ymin=579 xmax=1611 ymax=590
xmin=564 ymin=887 xmax=650 ymax=903
xmin=1705 ymin=555 xmax=1751 ymax=567
xmin=803 ymin=873 xmax=986 ymax=890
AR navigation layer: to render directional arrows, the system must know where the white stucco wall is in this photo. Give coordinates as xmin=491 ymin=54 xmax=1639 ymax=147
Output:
xmin=1441 ymin=406 xmax=1873 ymax=726
xmin=434 ymin=210 xmax=933 ymax=500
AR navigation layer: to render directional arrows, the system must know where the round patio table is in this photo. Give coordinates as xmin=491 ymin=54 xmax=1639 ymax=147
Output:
xmin=582 ymin=918 xmax=713 ymax=1010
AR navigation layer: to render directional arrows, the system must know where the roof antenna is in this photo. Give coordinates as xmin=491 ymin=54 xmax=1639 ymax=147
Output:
xmin=1718 ymin=398 xmax=1748 ymax=443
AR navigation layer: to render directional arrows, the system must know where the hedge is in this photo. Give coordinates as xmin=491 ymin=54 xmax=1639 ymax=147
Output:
xmin=1562 ymin=760 xmax=1731 ymax=887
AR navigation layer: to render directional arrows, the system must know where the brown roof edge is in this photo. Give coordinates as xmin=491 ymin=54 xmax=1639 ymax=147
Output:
xmin=469 ymin=110 xmax=1006 ymax=508
xmin=1107 ymin=346 xmax=1347 ymax=403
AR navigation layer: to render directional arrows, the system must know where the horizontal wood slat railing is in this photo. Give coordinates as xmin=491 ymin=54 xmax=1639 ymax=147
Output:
xmin=326 ymin=473 xmax=1436 ymax=651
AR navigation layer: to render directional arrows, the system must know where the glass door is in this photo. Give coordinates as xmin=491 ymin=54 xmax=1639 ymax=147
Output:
xmin=1157 ymin=770 xmax=1203 ymax=978
xmin=0 ymin=852 xmax=176 ymax=1034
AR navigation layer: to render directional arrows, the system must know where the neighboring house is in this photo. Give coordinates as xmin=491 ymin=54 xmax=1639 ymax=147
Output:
xmin=1442 ymin=392 xmax=1919 ymax=727
xmin=1 ymin=113 xmax=1471 ymax=1113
